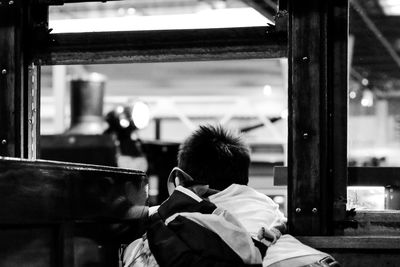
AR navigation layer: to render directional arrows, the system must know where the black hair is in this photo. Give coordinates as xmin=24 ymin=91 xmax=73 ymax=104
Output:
xmin=177 ymin=125 xmax=250 ymax=190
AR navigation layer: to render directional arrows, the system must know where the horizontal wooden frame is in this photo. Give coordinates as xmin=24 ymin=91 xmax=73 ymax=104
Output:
xmin=35 ymin=27 xmax=287 ymax=65
xmin=297 ymin=236 xmax=400 ymax=250
xmin=37 ymin=0 xmax=119 ymax=4
xmin=274 ymin=166 xmax=400 ymax=187
xmin=298 ymin=235 xmax=400 ymax=267
xmin=346 ymin=210 xmax=400 ymax=235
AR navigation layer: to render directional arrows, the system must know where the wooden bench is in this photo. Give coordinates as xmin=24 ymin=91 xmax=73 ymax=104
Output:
xmin=0 ymin=157 xmax=148 ymax=267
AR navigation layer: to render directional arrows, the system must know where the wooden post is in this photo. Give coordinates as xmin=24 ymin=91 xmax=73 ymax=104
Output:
xmin=288 ymin=0 xmax=348 ymax=235
xmin=0 ymin=2 xmax=25 ymax=157
xmin=0 ymin=1 xmax=41 ymax=158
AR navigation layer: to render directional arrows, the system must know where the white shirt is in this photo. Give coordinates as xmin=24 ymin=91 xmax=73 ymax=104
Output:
xmin=209 ymin=184 xmax=286 ymax=238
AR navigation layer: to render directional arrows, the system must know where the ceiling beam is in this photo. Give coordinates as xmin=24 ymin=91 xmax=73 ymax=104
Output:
xmin=351 ymin=0 xmax=400 ymax=71
xmin=240 ymin=0 xmax=277 ymax=21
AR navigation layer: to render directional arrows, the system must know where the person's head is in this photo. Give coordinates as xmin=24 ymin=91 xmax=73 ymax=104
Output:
xmin=174 ymin=125 xmax=250 ymax=191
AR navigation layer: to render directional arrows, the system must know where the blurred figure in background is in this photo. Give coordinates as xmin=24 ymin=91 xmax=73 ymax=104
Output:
xmin=105 ymin=105 xmax=149 ymax=173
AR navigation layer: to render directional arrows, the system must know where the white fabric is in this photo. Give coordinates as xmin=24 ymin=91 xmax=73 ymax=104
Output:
xmin=209 ymin=184 xmax=287 ymax=238
xmin=263 ymin=235 xmax=328 ymax=266
xmin=208 ymin=184 xmax=328 ymax=266
xmin=166 ymin=208 xmax=262 ymax=265
xmin=124 ymin=238 xmax=144 ymax=267
xmin=148 ymin=205 xmax=159 ymax=216
xmin=123 ymin=235 xmax=158 ymax=267
xmin=125 ymin=184 xmax=328 ymax=267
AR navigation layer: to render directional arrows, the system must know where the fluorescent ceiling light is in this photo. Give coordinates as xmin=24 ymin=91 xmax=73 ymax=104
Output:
xmin=379 ymin=0 xmax=400 ymax=15
xmin=49 ymin=8 xmax=272 ymax=33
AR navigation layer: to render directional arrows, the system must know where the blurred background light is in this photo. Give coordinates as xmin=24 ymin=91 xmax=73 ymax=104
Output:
xmin=263 ymin=84 xmax=272 ymax=96
xmin=379 ymin=0 xmax=400 ymax=15
xmin=361 ymin=89 xmax=374 ymax=107
xmin=132 ymin=101 xmax=151 ymax=129
xmin=280 ymin=109 xmax=288 ymax=120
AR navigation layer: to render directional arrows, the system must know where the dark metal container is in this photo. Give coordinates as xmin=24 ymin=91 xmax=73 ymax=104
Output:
xmin=67 ymin=73 xmax=107 ymax=135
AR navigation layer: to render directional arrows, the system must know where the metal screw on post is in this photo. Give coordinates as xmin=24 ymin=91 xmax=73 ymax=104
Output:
xmin=312 ymin=208 xmax=318 ymax=214
xmin=295 ymin=208 xmax=301 ymax=213
xmin=302 ymin=132 xmax=309 ymax=140
xmin=8 ymin=0 xmax=13 ymax=5
xmin=1 ymin=69 xmax=6 ymax=75
xmin=1 ymin=140 xmax=7 ymax=145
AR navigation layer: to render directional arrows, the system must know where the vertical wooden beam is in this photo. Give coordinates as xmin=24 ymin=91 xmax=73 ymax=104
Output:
xmin=288 ymin=0 xmax=348 ymax=235
xmin=0 ymin=3 xmax=24 ymax=157
xmin=278 ymin=0 xmax=287 ymax=12
xmin=0 ymin=1 xmax=41 ymax=158
xmin=330 ymin=0 xmax=348 ymax=235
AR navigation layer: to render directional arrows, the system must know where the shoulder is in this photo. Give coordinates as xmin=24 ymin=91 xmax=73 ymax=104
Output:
xmin=210 ymin=184 xmax=274 ymax=203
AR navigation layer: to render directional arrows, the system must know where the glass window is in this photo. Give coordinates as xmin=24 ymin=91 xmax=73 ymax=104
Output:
xmin=347 ymin=186 xmax=385 ymax=210
xmin=40 ymin=59 xmax=288 ymax=207
xmin=348 ymin=0 xmax=400 ymax=211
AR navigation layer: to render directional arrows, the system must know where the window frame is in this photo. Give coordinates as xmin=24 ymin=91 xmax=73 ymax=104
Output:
xmin=1 ymin=0 xmax=400 ymax=241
